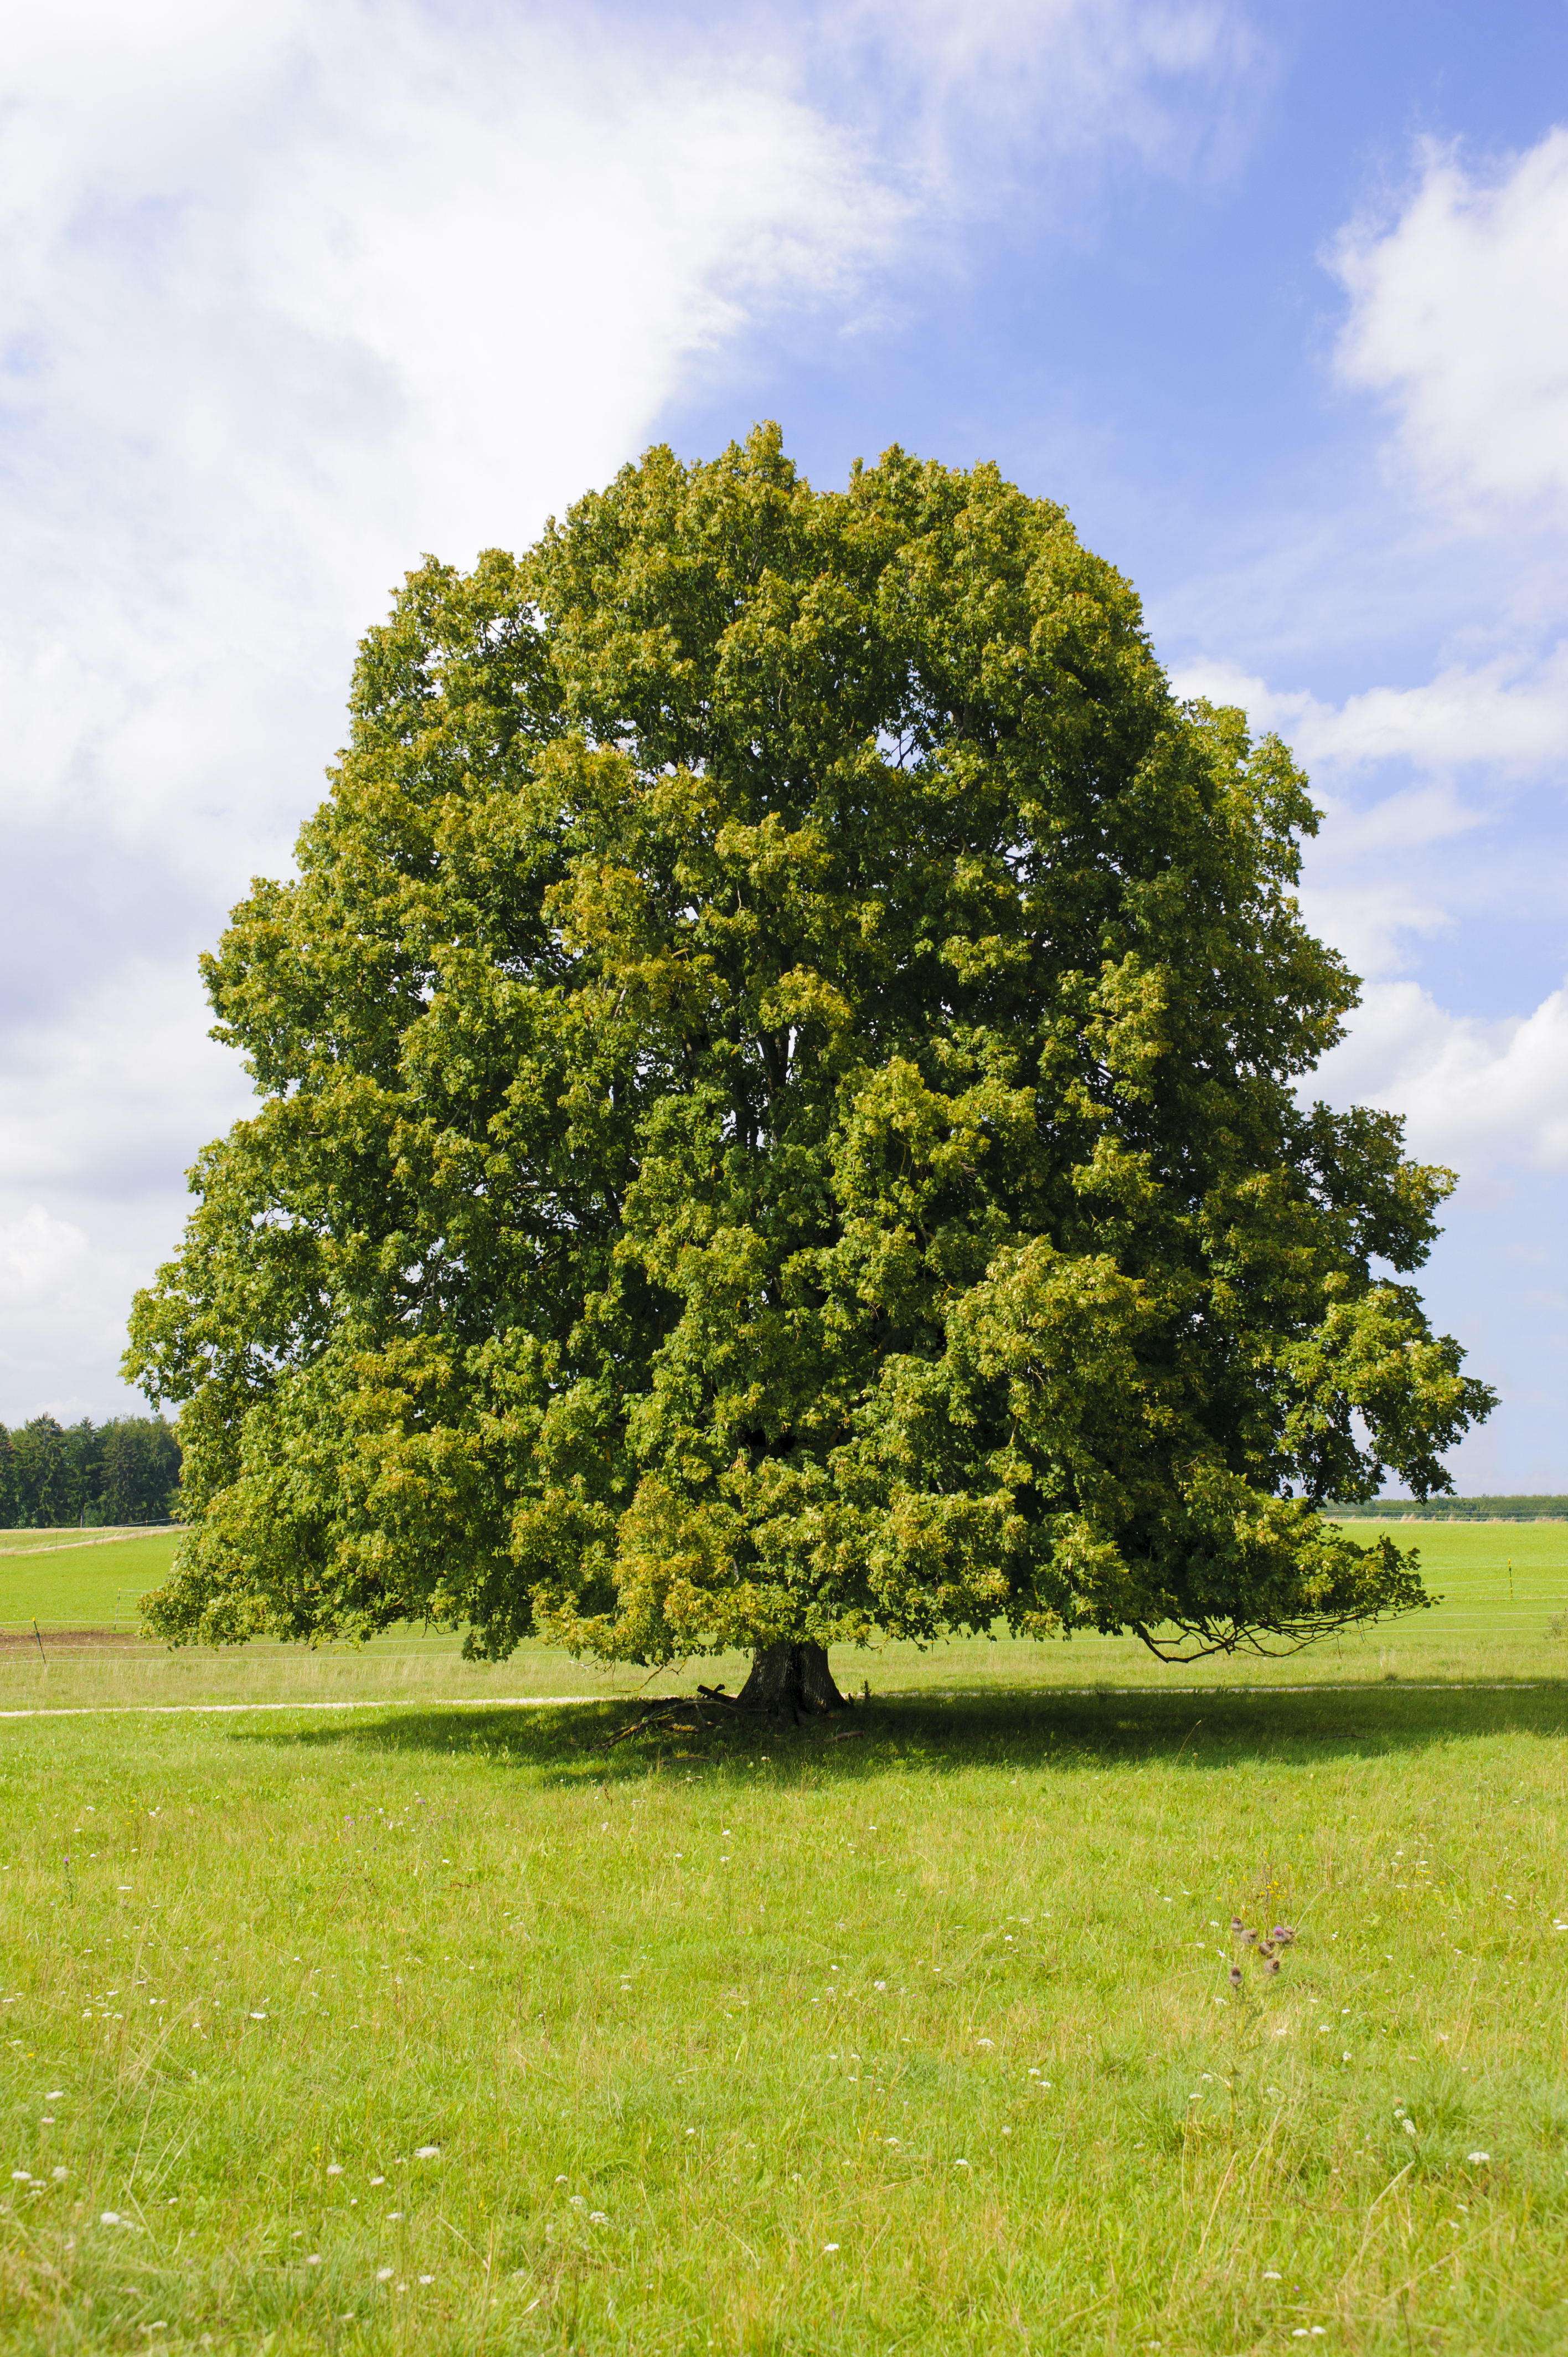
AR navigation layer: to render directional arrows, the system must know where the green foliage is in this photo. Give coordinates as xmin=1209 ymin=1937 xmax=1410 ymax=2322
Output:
xmin=97 ymin=1417 xmax=183 ymax=1525
xmin=0 ymin=1415 xmax=181 ymax=1529
xmin=126 ymin=428 xmax=1492 ymax=1661
xmin=12 ymin=1415 xmax=76 ymax=1527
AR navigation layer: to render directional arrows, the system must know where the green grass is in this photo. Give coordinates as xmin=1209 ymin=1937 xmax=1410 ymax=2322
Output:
xmin=0 ymin=1526 xmax=1565 ymax=2351
xmin=0 ymin=1535 xmax=183 ymax=1634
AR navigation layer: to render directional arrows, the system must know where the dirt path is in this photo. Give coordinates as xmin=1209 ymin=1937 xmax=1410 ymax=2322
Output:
xmin=0 ymin=1693 xmax=602 ymax=1720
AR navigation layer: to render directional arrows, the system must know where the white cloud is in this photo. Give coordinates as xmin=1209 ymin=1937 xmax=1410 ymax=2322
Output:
xmin=1171 ymin=650 xmax=1568 ymax=981
xmin=1314 ymin=977 xmax=1568 ymax=1181
xmin=1307 ymin=974 xmax=1568 ymax=1491
xmin=0 ymin=966 xmax=254 ymax=1425
xmin=1332 ymin=127 xmax=1568 ymax=513
xmin=0 ymin=3 xmax=906 ymax=870
xmin=1174 ymin=646 xmax=1568 ymax=776
xmin=0 ymin=1209 xmax=89 ymax=1315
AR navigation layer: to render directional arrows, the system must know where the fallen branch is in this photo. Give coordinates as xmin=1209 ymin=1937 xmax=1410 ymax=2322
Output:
xmin=695 ymin=1685 xmax=762 ymax=1715
xmin=596 ymin=1702 xmax=705 ymax=1751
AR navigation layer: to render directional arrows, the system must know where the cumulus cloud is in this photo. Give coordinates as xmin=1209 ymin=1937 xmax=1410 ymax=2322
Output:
xmin=1175 ymin=647 xmax=1568 ymax=776
xmin=1332 ymin=127 xmax=1568 ymax=513
xmin=1315 ymin=979 xmax=1568 ymax=1178
xmin=1170 ymin=651 xmax=1568 ymax=979
xmin=0 ymin=3 xmax=905 ymax=866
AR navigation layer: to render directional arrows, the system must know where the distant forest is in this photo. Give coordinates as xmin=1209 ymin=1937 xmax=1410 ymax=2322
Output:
xmin=1329 ymin=1495 xmax=1568 ymax=1521
xmin=0 ymin=1414 xmax=181 ymax=1528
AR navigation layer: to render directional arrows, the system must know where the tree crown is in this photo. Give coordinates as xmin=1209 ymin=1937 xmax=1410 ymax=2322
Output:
xmin=127 ymin=428 xmax=1492 ymax=1660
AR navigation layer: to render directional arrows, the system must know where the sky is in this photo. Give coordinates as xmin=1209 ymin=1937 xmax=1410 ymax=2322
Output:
xmin=2 ymin=0 xmax=1566 ymax=1490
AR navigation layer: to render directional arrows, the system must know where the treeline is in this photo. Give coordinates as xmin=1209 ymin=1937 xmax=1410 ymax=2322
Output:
xmin=1329 ymin=1495 xmax=1568 ymax=1521
xmin=0 ymin=1415 xmax=181 ymax=1529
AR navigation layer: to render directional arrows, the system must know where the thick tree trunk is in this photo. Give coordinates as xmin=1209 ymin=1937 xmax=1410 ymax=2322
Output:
xmin=735 ymin=1639 xmax=849 ymax=1718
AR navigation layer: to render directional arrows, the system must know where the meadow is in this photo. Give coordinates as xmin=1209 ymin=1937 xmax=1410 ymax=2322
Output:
xmin=0 ymin=1524 xmax=1563 ymax=2353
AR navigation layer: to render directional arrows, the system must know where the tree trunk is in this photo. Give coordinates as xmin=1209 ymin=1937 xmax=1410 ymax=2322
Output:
xmin=735 ymin=1639 xmax=849 ymax=1718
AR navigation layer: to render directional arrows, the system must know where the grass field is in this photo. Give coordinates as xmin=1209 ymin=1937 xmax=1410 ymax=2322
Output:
xmin=0 ymin=1534 xmax=183 ymax=1639
xmin=0 ymin=1526 xmax=1564 ymax=2353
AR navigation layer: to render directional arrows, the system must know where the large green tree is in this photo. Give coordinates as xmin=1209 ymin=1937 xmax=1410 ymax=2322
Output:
xmin=126 ymin=429 xmax=1492 ymax=1706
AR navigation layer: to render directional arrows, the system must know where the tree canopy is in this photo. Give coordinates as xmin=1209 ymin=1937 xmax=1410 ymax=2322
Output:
xmin=127 ymin=427 xmax=1493 ymax=1676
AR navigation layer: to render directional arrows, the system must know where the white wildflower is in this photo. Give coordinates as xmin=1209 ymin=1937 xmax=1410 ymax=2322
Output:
xmin=412 ymin=2145 xmax=440 ymax=2159
xmin=376 ymin=2268 xmax=394 ymax=2282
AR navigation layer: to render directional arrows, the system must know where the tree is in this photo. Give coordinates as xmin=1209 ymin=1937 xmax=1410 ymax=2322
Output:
xmin=0 ymin=1426 xmax=16 ymax=1528
xmin=13 ymin=1416 xmax=74 ymax=1529
xmin=126 ymin=429 xmax=1493 ymax=1706
xmin=64 ymin=1418 xmax=105 ymax=1524
xmin=99 ymin=1419 xmax=183 ymax=1524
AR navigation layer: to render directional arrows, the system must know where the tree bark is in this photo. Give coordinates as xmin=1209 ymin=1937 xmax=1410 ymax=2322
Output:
xmin=735 ymin=1639 xmax=849 ymax=1718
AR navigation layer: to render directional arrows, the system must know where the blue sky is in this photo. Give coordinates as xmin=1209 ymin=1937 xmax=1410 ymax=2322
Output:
xmin=2 ymin=0 xmax=1566 ymax=1488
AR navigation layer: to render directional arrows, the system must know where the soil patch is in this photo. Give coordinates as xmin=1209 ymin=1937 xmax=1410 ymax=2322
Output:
xmin=0 ymin=1628 xmax=145 ymax=1650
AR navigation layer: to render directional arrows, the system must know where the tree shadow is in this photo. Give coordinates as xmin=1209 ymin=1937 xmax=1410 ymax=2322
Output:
xmin=225 ymin=1675 xmax=1568 ymax=1781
